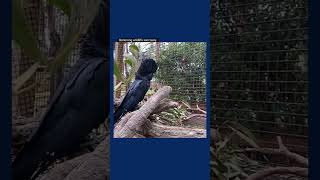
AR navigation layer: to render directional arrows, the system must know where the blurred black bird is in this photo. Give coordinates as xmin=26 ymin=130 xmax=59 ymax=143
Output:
xmin=114 ymin=59 xmax=158 ymax=122
xmin=12 ymin=1 xmax=109 ymax=180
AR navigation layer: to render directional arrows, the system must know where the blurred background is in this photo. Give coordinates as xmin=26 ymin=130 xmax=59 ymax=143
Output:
xmin=12 ymin=0 xmax=106 ymax=160
xmin=211 ymin=0 xmax=308 ymax=179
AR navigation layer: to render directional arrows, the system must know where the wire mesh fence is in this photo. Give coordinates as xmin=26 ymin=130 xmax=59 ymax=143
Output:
xmin=211 ymin=0 xmax=308 ymax=178
xmin=12 ymin=0 xmax=84 ymax=120
xmin=113 ymin=42 xmax=207 ymax=109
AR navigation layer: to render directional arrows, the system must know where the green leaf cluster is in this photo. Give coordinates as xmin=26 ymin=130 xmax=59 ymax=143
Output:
xmin=12 ymin=0 xmax=100 ymax=93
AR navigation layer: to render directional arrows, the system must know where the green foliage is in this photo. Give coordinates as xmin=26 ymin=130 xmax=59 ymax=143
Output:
xmin=156 ymin=106 xmax=189 ymax=126
xmin=129 ymin=44 xmax=140 ymax=60
xmin=114 ymin=44 xmax=140 ymax=88
xmin=156 ymin=42 xmax=206 ymax=103
xmin=212 ymin=0 xmax=308 ymax=132
xmin=12 ymin=0 xmax=101 ymax=93
xmin=211 ymin=123 xmax=265 ymax=180
xmin=12 ymin=63 xmax=40 ymax=93
xmin=49 ymin=0 xmax=101 ymax=71
xmin=211 ymin=1 xmax=308 ymax=179
xmin=12 ymin=0 xmax=46 ymax=64
xmin=12 ymin=0 xmax=47 ymax=93
xmin=114 ymin=62 xmax=124 ymax=82
xmin=48 ymin=0 xmax=71 ymax=16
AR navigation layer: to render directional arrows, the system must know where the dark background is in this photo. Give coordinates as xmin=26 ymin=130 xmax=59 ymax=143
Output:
xmin=308 ymin=0 xmax=320 ymax=178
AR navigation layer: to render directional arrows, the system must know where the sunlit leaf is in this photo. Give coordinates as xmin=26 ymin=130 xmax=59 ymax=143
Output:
xmin=114 ymin=81 xmax=122 ymax=91
xmin=124 ymin=57 xmax=135 ymax=67
xmin=129 ymin=44 xmax=139 ymax=59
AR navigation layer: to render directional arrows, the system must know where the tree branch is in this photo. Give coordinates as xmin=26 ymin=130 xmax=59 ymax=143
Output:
xmin=114 ymin=86 xmax=172 ymax=138
xmin=239 ymin=136 xmax=308 ymax=167
xmin=151 ymin=99 xmax=179 ymax=114
xmin=147 ymin=123 xmax=206 ymax=138
xmin=38 ymin=138 xmax=109 ymax=180
xmin=247 ymin=167 xmax=308 ymax=180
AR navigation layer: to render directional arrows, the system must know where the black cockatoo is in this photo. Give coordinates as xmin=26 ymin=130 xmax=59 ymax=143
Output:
xmin=114 ymin=59 xmax=158 ymax=122
xmin=12 ymin=1 xmax=109 ymax=180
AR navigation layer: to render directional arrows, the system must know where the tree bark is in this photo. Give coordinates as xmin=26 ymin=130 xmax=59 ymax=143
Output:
xmin=114 ymin=86 xmax=172 ymax=138
xmin=38 ymin=138 xmax=110 ymax=180
xmin=147 ymin=123 xmax=206 ymax=138
xmin=247 ymin=167 xmax=308 ymax=180
xmin=115 ymin=42 xmax=125 ymax=98
xmin=151 ymin=99 xmax=179 ymax=114
xmin=245 ymin=136 xmax=308 ymax=179
xmin=155 ymin=42 xmax=160 ymax=60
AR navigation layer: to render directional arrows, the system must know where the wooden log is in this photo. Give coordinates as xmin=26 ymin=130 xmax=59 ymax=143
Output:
xmin=147 ymin=123 xmax=206 ymax=138
xmin=151 ymin=99 xmax=179 ymax=114
xmin=114 ymin=86 xmax=172 ymax=138
xmin=38 ymin=138 xmax=109 ymax=180
xmin=182 ymin=114 xmax=206 ymax=129
xmin=245 ymin=136 xmax=308 ymax=180
xmin=247 ymin=167 xmax=308 ymax=180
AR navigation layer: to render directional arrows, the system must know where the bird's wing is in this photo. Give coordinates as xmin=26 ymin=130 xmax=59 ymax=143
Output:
xmin=12 ymin=57 xmax=108 ymax=180
xmin=30 ymin=58 xmax=104 ymax=140
xmin=118 ymin=80 xmax=150 ymax=112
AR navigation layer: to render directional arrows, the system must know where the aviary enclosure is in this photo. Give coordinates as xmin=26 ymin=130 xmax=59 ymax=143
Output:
xmin=211 ymin=0 xmax=308 ymax=179
xmin=113 ymin=42 xmax=207 ymax=138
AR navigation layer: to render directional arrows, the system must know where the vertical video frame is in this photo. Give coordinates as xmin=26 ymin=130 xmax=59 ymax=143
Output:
xmin=113 ymin=41 xmax=208 ymax=138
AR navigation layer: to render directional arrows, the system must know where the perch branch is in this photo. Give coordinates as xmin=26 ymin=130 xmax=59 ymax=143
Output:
xmin=244 ymin=136 xmax=308 ymax=180
xmin=38 ymin=138 xmax=109 ymax=180
xmin=247 ymin=167 xmax=308 ymax=180
xmin=151 ymin=99 xmax=179 ymax=114
xmin=147 ymin=123 xmax=206 ymax=138
xmin=238 ymin=136 xmax=308 ymax=167
xmin=114 ymin=86 xmax=172 ymax=138
xmin=187 ymin=104 xmax=206 ymax=114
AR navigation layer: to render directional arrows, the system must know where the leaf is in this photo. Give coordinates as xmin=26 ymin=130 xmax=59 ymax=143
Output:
xmin=114 ymin=61 xmax=124 ymax=82
xmin=123 ymin=58 xmax=138 ymax=85
xmin=229 ymin=126 xmax=259 ymax=148
xmin=49 ymin=0 xmax=101 ymax=71
xmin=16 ymin=82 xmax=37 ymax=94
xmin=129 ymin=44 xmax=139 ymax=60
xmin=124 ymin=56 xmax=135 ymax=67
xmin=13 ymin=63 xmax=40 ymax=93
xmin=227 ymin=121 xmax=259 ymax=144
xmin=224 ymin=162 xmax=247 ymax=177
xmin=124 ymin=69 xmax=136 ymax=84
xmin=48 ymin=0 xmax=71 ymax=16
xmin=12 ymin=0 xmax=46 ymax=64
xmin=217 ymin=132 xmax=234 ymax=153
xmin=114 ymin=82 xmax=122 ymax=91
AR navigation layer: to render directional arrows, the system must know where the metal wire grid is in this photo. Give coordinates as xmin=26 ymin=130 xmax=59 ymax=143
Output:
xmin=13 ymin=0 xmax=43 ymax=118
xmin=114 ymin=42 xmax=207 ymax=108
xmin=211 ymin=0 xmax=308 ymax=157
xmin=155 ymin=42 xmax=207 ymax=107
xmin=12 ymin=0 xmax=84 ymax=119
